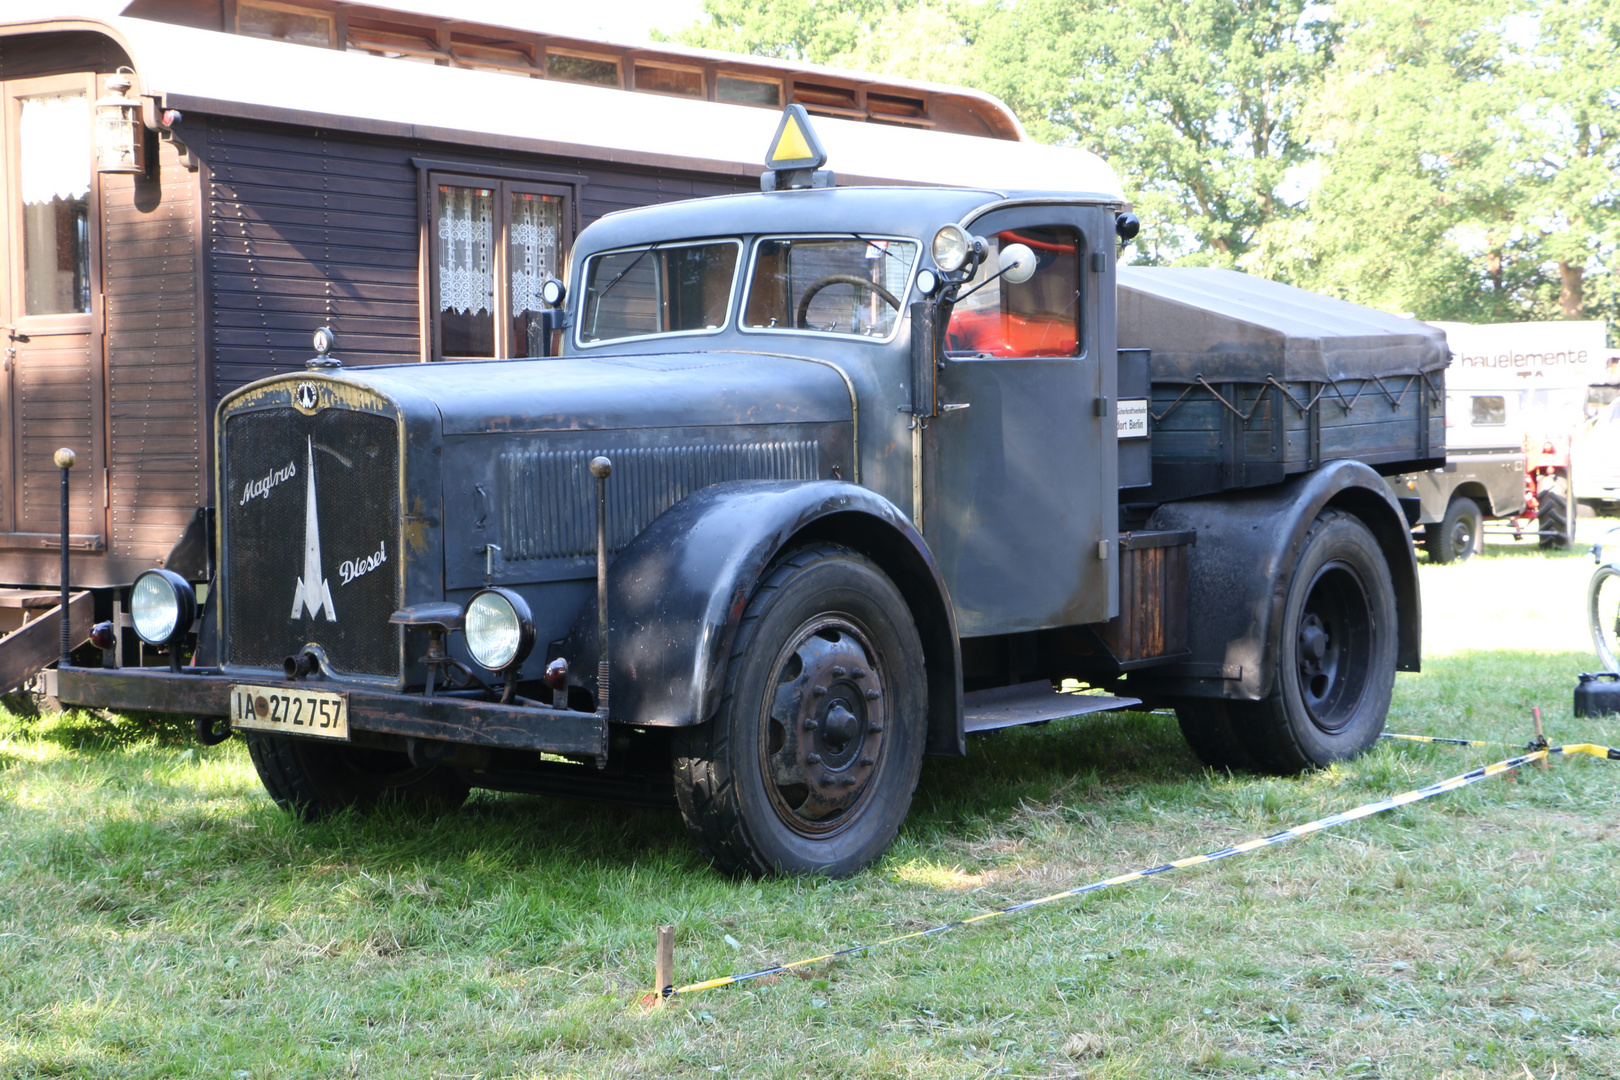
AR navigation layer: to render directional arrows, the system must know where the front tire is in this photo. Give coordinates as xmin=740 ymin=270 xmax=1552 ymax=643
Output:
xmin=671 ymin=544 xmax=926 ymax=878
xmin=244 ymin=733 xmax=470 ymax=821
xmin=1424 ymin=497 xmax=1482 ymax=564
xmin=1240 ymin=510 xmax=1398 ymax=773
xmin=1589 ymin=564 xmax=1620 ymax=671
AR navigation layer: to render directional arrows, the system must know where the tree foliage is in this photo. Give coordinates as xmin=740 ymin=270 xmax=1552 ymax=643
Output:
xmin=671 ymin=0 xmax=1618 ymax=336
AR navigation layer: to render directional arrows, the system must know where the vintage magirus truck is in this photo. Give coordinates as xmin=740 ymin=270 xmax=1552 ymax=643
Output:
xmin=58 ymin=111 xmax=1448 ymax=877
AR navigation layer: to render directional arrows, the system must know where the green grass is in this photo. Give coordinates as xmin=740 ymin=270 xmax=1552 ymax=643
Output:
xmin=4 ymin=527 xmax=1620 ymax=1078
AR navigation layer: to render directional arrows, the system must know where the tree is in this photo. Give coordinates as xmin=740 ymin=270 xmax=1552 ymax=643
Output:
xmin=1246 ymin=0 xmax=1618 ymax=335
xmin=958 ymin=0 xmax=1340 ymax=265
xmin=662 ymin=0 xmax=916 ymax=64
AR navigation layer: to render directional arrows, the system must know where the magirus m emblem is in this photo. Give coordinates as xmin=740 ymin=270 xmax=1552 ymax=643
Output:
xmin=291 ymin=437 xmax=337 ymax=621
xmin=294 ymin=382 xmax=319 ymax=410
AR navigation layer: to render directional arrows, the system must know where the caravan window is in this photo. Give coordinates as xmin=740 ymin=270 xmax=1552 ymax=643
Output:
xmin=1471 ymin=396 xmax=1506 ymax=426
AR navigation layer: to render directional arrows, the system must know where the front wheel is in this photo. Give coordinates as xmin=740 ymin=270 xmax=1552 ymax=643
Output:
xmin=244 ymin=733 xmax=470 ymax=821
xmin=1240 ymin=510 xmax=1398 ymax=773
xmin=672 ymin=544 xmax=926 ymax=877
xmin=1589 ymin=564 xmax=1620 ymax=671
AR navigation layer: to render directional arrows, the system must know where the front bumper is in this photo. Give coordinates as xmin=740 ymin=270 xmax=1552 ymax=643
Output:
xmin=57 ymin=666 xmax=607 ymax=757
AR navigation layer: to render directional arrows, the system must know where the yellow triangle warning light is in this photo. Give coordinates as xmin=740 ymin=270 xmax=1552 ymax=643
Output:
xmin=772 ymin=114 xmax=814 ymax=163
xmin=764 ymin=103 xmax=828 ymax=173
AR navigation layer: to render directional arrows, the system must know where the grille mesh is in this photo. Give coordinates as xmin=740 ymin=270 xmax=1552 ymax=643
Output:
xmin=223 ymin=407 xmax=401 ymax=678
xmin=500 ymin=442 xmax=820 ymax=561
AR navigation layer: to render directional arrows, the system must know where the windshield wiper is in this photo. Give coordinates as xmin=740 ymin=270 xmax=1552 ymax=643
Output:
xmin=597 ymin=242 xmax=660 ymax=300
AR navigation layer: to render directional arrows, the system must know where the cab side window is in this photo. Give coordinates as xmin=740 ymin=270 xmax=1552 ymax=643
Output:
xmin=945 ymin=226 xmax=1081 ymax=358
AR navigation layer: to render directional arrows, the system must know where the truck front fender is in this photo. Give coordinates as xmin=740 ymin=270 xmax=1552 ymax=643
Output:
xmin=1139 ymin=459 xmax=1421 ymax=702
xmin=567 ymin=480 xmax=965 ymax=756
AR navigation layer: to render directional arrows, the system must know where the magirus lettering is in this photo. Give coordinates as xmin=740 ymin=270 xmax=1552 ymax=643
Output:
xmin=339 ymin=541 xmax=386 ymax=586
xmin=241 ymin=461 xmax=296 ymax=506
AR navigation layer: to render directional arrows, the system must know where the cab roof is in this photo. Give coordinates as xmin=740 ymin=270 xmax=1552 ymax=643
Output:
xmin=576 ymin=186 xmax=1096 ymax=255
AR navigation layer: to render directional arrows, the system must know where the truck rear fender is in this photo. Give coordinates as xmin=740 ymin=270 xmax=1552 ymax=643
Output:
xmin=566 ymin=479 xmax=966 ymax=757
xmin=1142 ymin=459 xmax=1420 ymax=702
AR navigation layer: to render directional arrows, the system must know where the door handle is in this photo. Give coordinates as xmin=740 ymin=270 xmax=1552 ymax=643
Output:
xmin=940 ymin=402 xmax=970 ymax=412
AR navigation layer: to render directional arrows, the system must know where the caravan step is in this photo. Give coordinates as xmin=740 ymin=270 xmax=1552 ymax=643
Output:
xmin=963 ymin=680 xmax=1141 ymax=734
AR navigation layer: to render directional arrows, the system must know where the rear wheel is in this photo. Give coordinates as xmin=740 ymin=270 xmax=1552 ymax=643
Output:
xmin=1589 ymin=565 xmax=1620 ymax=671
xmin=671 ymin=544 xmax=926 ymax=878
xmin=244 ymin=733 xmax=469 ymax=821
xmin=1424 ymin=497 xmax=1482 ymax=564
xmin=1241 ymin=511 xmax=1397 ymax=773
xmin=1175 ymin=699 xmax=1262 ymax=772
xmin=1539 ymin=473 xmax=1573 ymax=549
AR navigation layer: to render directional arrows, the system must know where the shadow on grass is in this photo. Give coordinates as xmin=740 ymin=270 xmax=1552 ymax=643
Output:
xmin=0 ymin=704 xmax=196 ymax=752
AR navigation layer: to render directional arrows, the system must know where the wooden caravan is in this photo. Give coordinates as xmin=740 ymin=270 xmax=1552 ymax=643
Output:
xmin=0 ymin=2 xmax=1113 ymax=672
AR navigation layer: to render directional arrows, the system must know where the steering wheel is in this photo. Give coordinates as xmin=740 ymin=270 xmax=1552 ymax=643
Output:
xmin=796 ymin=274 xmax=902 ymax=330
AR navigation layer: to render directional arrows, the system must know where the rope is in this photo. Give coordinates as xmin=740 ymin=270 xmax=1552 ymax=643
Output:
xmin=664 ymin=737 xmax=1618 ymax=998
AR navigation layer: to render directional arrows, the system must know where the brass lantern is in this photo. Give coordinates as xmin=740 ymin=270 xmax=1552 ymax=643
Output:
xmin=94 ymin=68 xmax=144 ymax=174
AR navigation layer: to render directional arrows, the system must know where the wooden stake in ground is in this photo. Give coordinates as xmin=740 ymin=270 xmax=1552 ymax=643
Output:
xmin=656 ymin=925 xmax=675 ymax=1000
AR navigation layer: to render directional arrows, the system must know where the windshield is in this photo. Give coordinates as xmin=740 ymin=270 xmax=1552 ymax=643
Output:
xmin=578 ymin=240 xmax=741 ymax=344
xmin=744 ymin=236 xmax=919 ymax=339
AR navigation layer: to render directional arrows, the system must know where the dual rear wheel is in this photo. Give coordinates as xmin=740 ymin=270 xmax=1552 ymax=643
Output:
xmin=1177 ymin=510 xmax=1397 ymax=774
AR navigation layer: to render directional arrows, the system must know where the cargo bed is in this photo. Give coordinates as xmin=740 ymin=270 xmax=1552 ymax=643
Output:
xmin=1119 ymin=268 xmax=1449 ymax=502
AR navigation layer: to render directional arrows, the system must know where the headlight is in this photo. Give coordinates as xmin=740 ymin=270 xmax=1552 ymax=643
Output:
xmin=463 ymin=587 xmax=535 ymax=671
xmin=130 ymin=569 xmax=197 ymax=647
xmin=931 ymin=224 xmax=971 ymax=273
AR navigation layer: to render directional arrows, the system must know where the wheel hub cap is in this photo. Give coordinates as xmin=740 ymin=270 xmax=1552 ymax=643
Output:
xmin=763 ymin=621 xmax=885 ymax=832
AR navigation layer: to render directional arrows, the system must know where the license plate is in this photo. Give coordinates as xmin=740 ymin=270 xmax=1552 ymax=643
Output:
xmin=230 ymin=684 xmax=349 ymax=740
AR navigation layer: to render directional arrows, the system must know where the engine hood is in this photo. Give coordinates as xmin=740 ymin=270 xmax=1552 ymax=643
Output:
xmin=340 ymin=350 xmax=854 ymax=435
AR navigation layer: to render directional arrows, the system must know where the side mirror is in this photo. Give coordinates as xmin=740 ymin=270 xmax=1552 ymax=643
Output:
xmin=998 ymin=243 xmax=1037 ymax=285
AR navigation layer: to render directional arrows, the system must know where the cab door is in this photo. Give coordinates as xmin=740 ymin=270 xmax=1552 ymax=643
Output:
xmin=0 ymin=73 xmax=106 ymax=551
xmin=921 ymin=209 xmax=1115 ymax=637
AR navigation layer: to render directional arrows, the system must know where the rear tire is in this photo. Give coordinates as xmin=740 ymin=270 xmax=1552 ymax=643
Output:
xmin=1539 ymin=473 xmax=1573 ymax=550
xmin=1241 ymin=510 xmax=1397 ymax=773
xmin=671 ymin=544 xmax=926 ymax=878
xmin=1424 ymin=497 xmax=1482 ymax=564
xmin=1175 ymin=699 xmax=1262 ymax=772
xmin=244 ymin=733 xmax=470 ymax=821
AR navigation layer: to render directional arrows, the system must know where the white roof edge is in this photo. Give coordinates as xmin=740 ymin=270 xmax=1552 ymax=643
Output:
xmin=1 ymin=11 xmax=1122 ymax=201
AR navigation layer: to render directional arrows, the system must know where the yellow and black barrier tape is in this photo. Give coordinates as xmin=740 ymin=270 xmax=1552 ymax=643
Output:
xmin=666 ymin=739 xmax=1619 ymax=998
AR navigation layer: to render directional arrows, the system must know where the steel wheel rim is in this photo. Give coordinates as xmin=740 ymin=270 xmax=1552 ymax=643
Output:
xmin=1296 ymin=560 xmax=1374 ymax=735
xmin=1448 ymin=517 xmax=1475 ymax=559
xmin=758 ymin=615 xmax=888 ymax=837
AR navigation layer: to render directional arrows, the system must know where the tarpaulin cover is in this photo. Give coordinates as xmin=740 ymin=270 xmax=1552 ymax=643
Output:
xmin=1118 ymin=267 xmax=1450 ymax=385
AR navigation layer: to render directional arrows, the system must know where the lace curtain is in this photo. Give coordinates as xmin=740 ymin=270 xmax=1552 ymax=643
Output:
xmin=437 ymin=185 xmax=493 ymax=315
xmin=510 ymin=194 xmax=561 ymax=316
xmin=20 ymin=93 xmax=89 ymax=206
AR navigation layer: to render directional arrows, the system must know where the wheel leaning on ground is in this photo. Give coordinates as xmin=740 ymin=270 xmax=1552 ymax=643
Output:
xmin=1589 ymin=563 xmax=1620 ymax=672
xmin=1237 ymin=509 xmax=1398 ymax=774
xmin=1424 ymin=496 xmax=1482 ymax=564
xmin=1538 ymin=473 xmax=1573 ymax=550
xmin=671 ymin=543 xmax=927 ymax=878
xmin=244 ymin=732 xmax=470 ymax=821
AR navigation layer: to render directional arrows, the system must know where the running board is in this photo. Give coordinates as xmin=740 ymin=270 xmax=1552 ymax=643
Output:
xmin=963 ymin=680 xmax=1141 ymax=734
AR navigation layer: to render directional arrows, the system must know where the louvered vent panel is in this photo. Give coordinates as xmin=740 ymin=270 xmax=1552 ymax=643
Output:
xmin=501 ymin=442 xmax=820 ymax=561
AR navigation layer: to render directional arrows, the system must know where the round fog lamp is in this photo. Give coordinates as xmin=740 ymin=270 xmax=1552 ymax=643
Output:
xmin=931 ymin=224 xmax=970 ymax=273
xmin=130 ymin=569 xmax=197 ymax=646
xmin=463 ymin=587 xmax=536 ymax=672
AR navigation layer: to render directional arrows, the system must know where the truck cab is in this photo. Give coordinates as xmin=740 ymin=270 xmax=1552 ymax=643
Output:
xmin=59 ymin=112 xmax=1434 ymax=877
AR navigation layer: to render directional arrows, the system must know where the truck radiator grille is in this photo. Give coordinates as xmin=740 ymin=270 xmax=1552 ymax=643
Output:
xmin=500 ymin=441 xmax=820 ymax=561
xmin=222 ymin=407 xmax=402 ymax=678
